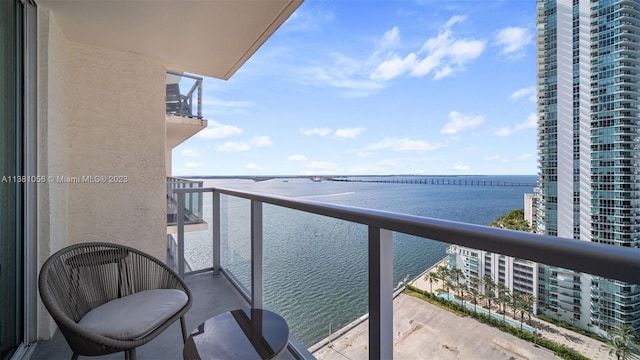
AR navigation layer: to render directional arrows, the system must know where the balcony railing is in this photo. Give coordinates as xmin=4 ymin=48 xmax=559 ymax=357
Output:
xmin=172 ymin=186 xmax=640 ymax=359
xmin=167 ymin=177 xmax=204 ymax=226
xmin=166 ymin=71 xmax=203 ymax=118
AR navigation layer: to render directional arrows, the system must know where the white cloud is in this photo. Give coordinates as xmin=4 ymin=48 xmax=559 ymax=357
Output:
xmin=185 ymin=162 xmax=205 ymax=169
xmin=379 ymin=26 xmax=400 ymax=49
xmin=246 ymin=163 xmax=264 ymax=170
xmin=251 ymin=136 xmax=273 ymax=147
xmin=357 ymin=151 xmax=375 ymax=157
xmin=280 ymin=6 xmax=335 ymax=33
xmin=216 ymin=141 xmax=251 ymax=152
xmin=484 ymin=155 xmax=501 ymax=162
xmin=452 ymin=163 xmax=470 ymax=171
xmin=180 ymin=148 xmax=200 ymax=157
xmin=371 ymin=16 xmax=486 ymax=81
xmin=441 ymin=111 xmax=485 ymax=134
xmin=300 ymin=128 xmax=332 ymax=136
xmin=495 ymin=27 xmax=533 ymax=60
xmin=302 ymin=53 xmax=386 ymax=97
xmin=496 ymin=113 xmax=537 ymax=136
xmin=516 ymin=153 xmax=533 ymax=161
xmin=335 ymin=127 xmax=366 ymax=138
xmin=196 ymin=120 xmax=243 ymax=139
xmin=287 ymin=154 xmax=308 ymax=162
xmin=362 ymin=137 xmax=440 ymax=153
xmin=370 ymin=53 xmax=417 ymax=81
xmin=509 ymin=86 xmax=536 ymax=102
xmin=393 ymin=139 xmax=439 ymax=152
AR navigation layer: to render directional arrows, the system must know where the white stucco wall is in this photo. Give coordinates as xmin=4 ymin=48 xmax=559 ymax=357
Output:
xmin=37 ymin=7 xmax=167 ymax=339
xmin=65 ymin=40 xmax=166 ymax=259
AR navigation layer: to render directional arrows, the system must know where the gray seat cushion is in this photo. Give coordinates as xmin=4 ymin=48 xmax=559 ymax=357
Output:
xmin=78 ymin=289 xmax=188 ymax=340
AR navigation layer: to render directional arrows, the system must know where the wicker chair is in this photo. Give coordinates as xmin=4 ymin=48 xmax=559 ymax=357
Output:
xmin=39 ymin=242 xmax=192 ymax=360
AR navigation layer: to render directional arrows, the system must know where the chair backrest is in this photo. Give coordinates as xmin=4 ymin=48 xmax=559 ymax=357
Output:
xmin=39 ymin=243 xmax=132 ymax=322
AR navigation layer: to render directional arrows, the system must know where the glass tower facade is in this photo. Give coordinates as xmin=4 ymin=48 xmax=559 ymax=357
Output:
xmin=537 ymin=0 xmax=640 ymax=333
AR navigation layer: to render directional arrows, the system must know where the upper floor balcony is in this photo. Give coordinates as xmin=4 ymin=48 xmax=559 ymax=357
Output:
xmin=165 ymin=72 xmax=208 ymax=153
xmin=166 ymin=71 xmax=203 ymax=119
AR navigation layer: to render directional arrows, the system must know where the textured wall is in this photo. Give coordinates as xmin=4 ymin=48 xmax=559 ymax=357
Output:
xmin=37 ymin=8 xmax=69 ymax=339
xmin=65 ymin=40 xmax=166 ymax=260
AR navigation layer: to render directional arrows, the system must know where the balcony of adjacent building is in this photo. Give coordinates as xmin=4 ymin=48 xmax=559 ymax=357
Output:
xmin=167 ymin=176 xmax=207 ymax=232
xmin=165 ymin=71 xmax=208 ymax=171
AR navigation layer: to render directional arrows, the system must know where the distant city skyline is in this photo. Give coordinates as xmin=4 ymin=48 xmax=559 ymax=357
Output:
xmin=172 ymin=0 xmax=537 ymax=176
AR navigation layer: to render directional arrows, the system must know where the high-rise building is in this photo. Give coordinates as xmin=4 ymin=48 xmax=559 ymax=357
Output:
xmin=536 ymin=0 xmax=640 ymax=333
xmin=524 ymin=191 xmax=538 ymax=230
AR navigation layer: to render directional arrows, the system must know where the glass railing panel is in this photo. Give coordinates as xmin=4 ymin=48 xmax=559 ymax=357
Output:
xmin=262 ymin=204 xmax=369 ymax=350
xmin=182 ymin=191 xmax=213 ymax=272
xmin=167 ymin=177 xmax=204 ymax=225
xmin=219 ymin=194 xmax=252 ymax=292
xmin=166 ymin=71 xmax=203 ymax=118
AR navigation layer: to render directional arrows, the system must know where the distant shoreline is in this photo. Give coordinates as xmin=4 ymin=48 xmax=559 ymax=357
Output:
xmin=182 ymin=174 xmax=538 ymax=180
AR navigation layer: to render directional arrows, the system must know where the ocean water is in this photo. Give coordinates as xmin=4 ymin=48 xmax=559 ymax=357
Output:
xmin=183 ymin=175 xmax=537 ymax=346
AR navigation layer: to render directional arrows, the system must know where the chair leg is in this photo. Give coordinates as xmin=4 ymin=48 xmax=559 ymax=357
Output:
xmin=180 ymin=316 xmax=188 ymax=343
xmin=125 ymin=348 xmax=136 ymax=360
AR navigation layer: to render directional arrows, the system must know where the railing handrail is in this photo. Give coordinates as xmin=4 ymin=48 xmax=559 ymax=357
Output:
xmin=167 ymin=176 xmax=204 ymax=185
xmin=173 ymin=186 xmax=640 ymax=284
xmin=166 ymin=70 xmax=204 ymax=82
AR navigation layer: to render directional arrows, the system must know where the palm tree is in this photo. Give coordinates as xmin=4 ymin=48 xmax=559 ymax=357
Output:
xmin=497 ymin=282 xmax=511 ymax=323
xmin=520 ymin=294 xmax=535 ymax=324
xmin=570 ymin=317 xmax=577 ymax=328
xmin=444 ymin=279 xmax=453 ymax=297
xmin=515 ymin=295 xmax=528 ymax=330
xmin=511 ymin=292 xmax=521 ymax=319
xmin=451 ymin=268 xmax=465 ymax=296
xmin=423 ymin=272 xmax=436 ymax=293
xmin=459 ymin=283 xmax=469 ymax=309
xmin=469 ymin=286 xmax=479 ymax=313
xmin=435 ymin=265 xmax=450 ymax=287
xmin=610 ymin=324 xmax=640 ymax=353
xmin=482 ymin=275 xmax=496 ymax=317
xmin=468 ymin=277 xmax=480 ymax=313
xmin=604 ymin=334 xmax=634 ymax=360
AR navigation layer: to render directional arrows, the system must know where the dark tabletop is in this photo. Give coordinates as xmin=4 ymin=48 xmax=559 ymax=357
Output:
xmin=184 ymin=308 xmax=290 ymax=360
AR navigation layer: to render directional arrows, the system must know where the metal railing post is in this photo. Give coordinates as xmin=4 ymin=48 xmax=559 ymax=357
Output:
xmin=251 ymin=200 xmax=264 ymax=309
xmin=197 ymin=78 xmax=203 ymax=118
xmin=212 ymin=191 xmax=221 ymax=275
xmin=369 ymin=227 xmax=393 ymax=360
xmin=177 ymin=192 xmax=186 ymax=277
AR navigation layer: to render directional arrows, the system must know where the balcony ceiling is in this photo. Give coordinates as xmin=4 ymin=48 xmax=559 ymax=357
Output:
xmin=37 ymin=0 xmax=302 ymax=80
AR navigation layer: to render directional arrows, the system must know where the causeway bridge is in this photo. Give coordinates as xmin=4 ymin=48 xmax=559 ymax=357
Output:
xmin=326 ymin=177 xmax=537 ymax=187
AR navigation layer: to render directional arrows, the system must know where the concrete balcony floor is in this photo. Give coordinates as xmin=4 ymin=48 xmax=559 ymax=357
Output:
xmin=32 ymin=272 xmax=298 ymax=360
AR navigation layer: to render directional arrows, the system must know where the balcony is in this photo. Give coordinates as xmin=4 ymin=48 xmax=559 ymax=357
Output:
xmin=32 ymin=186 xmax=640 ymax=359
xmin=166 ymin=71 xmax=203 ymax=119
xmin=165 ymin=72 xmax=208 ymax=153
xmin=166 ymin=177 xmax=205 ymax=229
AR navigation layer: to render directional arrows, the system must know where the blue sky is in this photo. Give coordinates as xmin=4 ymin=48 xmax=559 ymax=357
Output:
xmin=173 ymin=0 xmax=537 ymax=176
